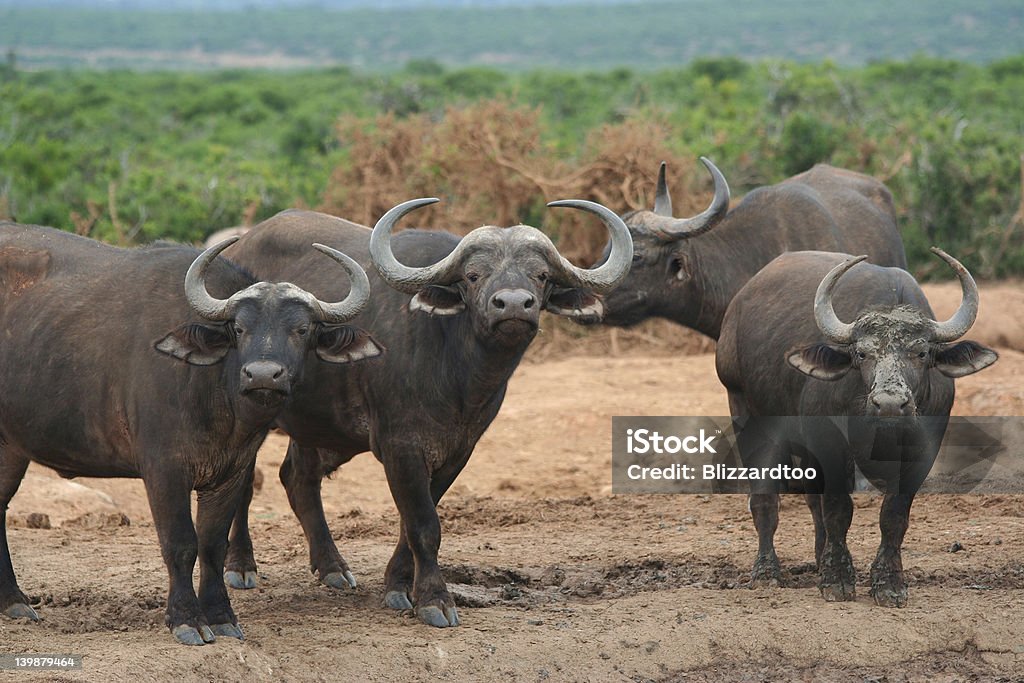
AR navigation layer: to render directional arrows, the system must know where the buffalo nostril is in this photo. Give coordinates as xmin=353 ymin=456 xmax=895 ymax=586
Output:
xmin=273 ymin=367 xmax=284 ymax=379
xmin=523 ymin=296 xmax=535 ymax=310
xmin=492 ymin=295 xmax=506 ymax=310
xmin=244 ymin=367 xmax=254 ymax=379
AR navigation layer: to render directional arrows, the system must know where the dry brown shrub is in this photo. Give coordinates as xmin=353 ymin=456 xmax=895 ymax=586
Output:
xmin=320 ymin=98 xmax=727 ymax=357
xmin=321 ymin=100 xmax=551 ymax=234
xmin=322 ymin=112 xmax=434 ymax=228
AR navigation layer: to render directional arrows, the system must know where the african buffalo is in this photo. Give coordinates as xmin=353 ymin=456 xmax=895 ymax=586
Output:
xmin=715 ymin=249 xmax=997 ymax=603
xmin=222 ymin=199 xmax=632 ymax=627
xmin=0 ymin=224 xmax=376 ymax=644
xmin=597 ymin=160 xmax=908 ymax=338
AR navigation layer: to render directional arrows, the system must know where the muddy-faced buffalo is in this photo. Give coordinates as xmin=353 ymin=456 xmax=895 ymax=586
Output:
xmin=0 ymin=224 xmax=376 ymax=644
xmin=222 ymin=199 xmax=632 ymax=627
xmin=715 ymin=249 xmax=997 ymax=604
xmin=597 ymin=160 xmax=908 ymax=338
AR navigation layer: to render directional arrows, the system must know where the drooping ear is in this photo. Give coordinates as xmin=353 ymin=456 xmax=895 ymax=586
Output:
xmin=409 ymin=285 xmax=465 ymax=316
xmin=786 ymin=343 xmax=853 ymax=381
xmin=934 ymin=340 xmax=998 ymax=378
xmin=155 ymin=323 xmax=233 ymax=366
xmin=315 ymin=325 xmax=384 ymax=364
xmin=545 ymin=287 xmax=604 ymax=323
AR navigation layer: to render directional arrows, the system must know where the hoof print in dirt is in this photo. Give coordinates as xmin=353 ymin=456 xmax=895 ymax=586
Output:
xmin=172 ymin=623 xmax=216 ymax=646
xmin=224 ymin=570 xmax=258 ymax=590
xmin=384 ymin=590 xmax=414 ymax=610
xmin=323 ymin=570 xmax=357 ymax=590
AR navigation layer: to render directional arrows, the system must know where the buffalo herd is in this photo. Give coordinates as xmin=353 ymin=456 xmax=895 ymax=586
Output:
xmin=0 ymin=160 xmax=998 ymax=643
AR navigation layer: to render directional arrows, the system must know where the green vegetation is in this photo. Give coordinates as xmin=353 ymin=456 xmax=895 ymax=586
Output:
xmin=1 ymin=55 xmax=1022 ymax=277
xmin=1 ymin=0 xmax=1021 ymax=70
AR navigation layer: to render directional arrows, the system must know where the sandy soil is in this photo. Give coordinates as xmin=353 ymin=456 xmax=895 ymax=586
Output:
xmin=2 ymin=344 xmax=1023 ymax=681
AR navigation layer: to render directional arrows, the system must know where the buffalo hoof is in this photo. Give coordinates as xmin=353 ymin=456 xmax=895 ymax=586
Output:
xmin=819 ymin=581 xmax=856 ymax=602
xmin=224 ymin=570 xmax=258 ymax=590
xmin=172 ymin=624 xmax=216 ymax=646
xmin=417 ymin=604 xmax=460 ymax=628
xmin=819 ymin=543 xmax=856 ymax=602
xmin=384 ymin=590 xmax=413 ymax=610
xmin=870 ymin=577 xmax=908 ymax=608
xmin=323 ymin=570 xmax=358 ymax=590
xmin=210 ymin=622 xmax=245 ymax=640
xmin=3 ymin=602 xmax=39 ymax=621
xmin=871 ymin=586 xmax=907 ymax=608
xmin=750 ymin=555 xmax=782 ymax=588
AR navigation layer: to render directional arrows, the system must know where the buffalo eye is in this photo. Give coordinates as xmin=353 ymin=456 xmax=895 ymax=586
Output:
xmin=234 ymin=324 xmax=245 ymax=336
xmin=632 ymin=252 xmax=644 ymax=263
xmin=856 ymin=350 xmax=867 ymax=361
xmin=538 ymin=272 xmax=549 ymax=283
xmin=466 ymin=272 xmax=479 ymax=283
xmin=296 ymin=326 xmax=310 ymax=336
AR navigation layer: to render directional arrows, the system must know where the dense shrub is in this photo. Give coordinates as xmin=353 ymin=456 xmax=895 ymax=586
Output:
xmin=0 ymin=56 xmax=1021 ymax=277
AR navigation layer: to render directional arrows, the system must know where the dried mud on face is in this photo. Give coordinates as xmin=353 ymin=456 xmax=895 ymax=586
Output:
xmin=2 ymin=351 xmax=1023 ymax=682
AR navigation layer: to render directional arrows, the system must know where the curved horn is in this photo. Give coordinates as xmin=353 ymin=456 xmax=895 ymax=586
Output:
xmin=184 ymin=236 xmax=240 ymax=321
xmin=369 ymin=198 xmax=476 ymax=294
xmin=653 ymin=161 xmax=672 ymax=216
xmin=648 ymin=157 xmax=730 ymax=242
xmin=813 ymin=255 xmax=868 ymax=344
xmin=929 ymin=247 xmax=980 ymax=342
xmin=545 ymin=199 xmax=634 ymax=293
xmin=310 ymin=244 xmax=372 ymax=324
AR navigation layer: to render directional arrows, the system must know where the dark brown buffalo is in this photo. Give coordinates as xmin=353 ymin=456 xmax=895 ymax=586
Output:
xmin=716 ymin=249 xmax=997 ymax=603
xmin=597 ymin=160 xmax=908 ymax=338
xmin=0 ymin=224 xmax=376 ymax=644
xmin=222 ymin=199 xmax=632 ymax=627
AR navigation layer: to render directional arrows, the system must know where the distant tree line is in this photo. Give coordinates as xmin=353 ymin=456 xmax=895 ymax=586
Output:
xmin=1 ymin=0 xmax=1021 ymax=69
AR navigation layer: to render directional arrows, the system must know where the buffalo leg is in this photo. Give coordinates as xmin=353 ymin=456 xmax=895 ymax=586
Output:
xmin=0 ymin=452 xmax=36 ymax=620
xmin=224 ymin=463 xmax=258 ymax=589
xmin=383 ymin=458 xmax=465 ymax=616
xmin=142 ymin=467 xmax=213 ymax=646
xmin=196 ymin=471 xmax=251 ymax=639
xmin=870 ymin=492 xmax=913 ymax=607
xmin=279 ymin=441 xmax=356 ymax=590
xmin=749 ymin=492 xmax=782 ymax=586
xmin=805 ymin=493 xmax=826 ymax=568
xmin=735 ymin=413 xmax=786 ymax=587
xmin=818 ymin=491 xmax=856 ymax=602
xmin=382 ymin=449 xmax=460 ymax=628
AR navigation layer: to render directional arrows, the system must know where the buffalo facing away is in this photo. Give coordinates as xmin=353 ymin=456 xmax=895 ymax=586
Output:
xmin=596 ymin=160 xmax=907 ymax=338
xmin=0 ymin=225 xmax=377 ymax=644
xmin=715 ymin=249 xmax=997 ymax=604
xmin=223 ymin=198 xmax=632 ymax=627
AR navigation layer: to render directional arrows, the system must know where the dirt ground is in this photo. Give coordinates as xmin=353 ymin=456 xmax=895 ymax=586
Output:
xmin=2 ymin=285 xmax=1024 ymax=682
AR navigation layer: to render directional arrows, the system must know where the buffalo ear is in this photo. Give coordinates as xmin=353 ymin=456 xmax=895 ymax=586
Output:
xmin=934 ymin=340 xmax=998 ymax=378
xmin=670 ymin=251 xmax=691 ymax=282
xmin=786 ymin=343 xmax=853 ymax=381
xmin=155 ymin=323 xmax=233 ymax=366
xmin=409 ymin=285 xmax=465 ymax=316
xmin=315 ymin=325 xmax=384 ymax=364
xmin=545 ymin=287 xmax=604 ymax=323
